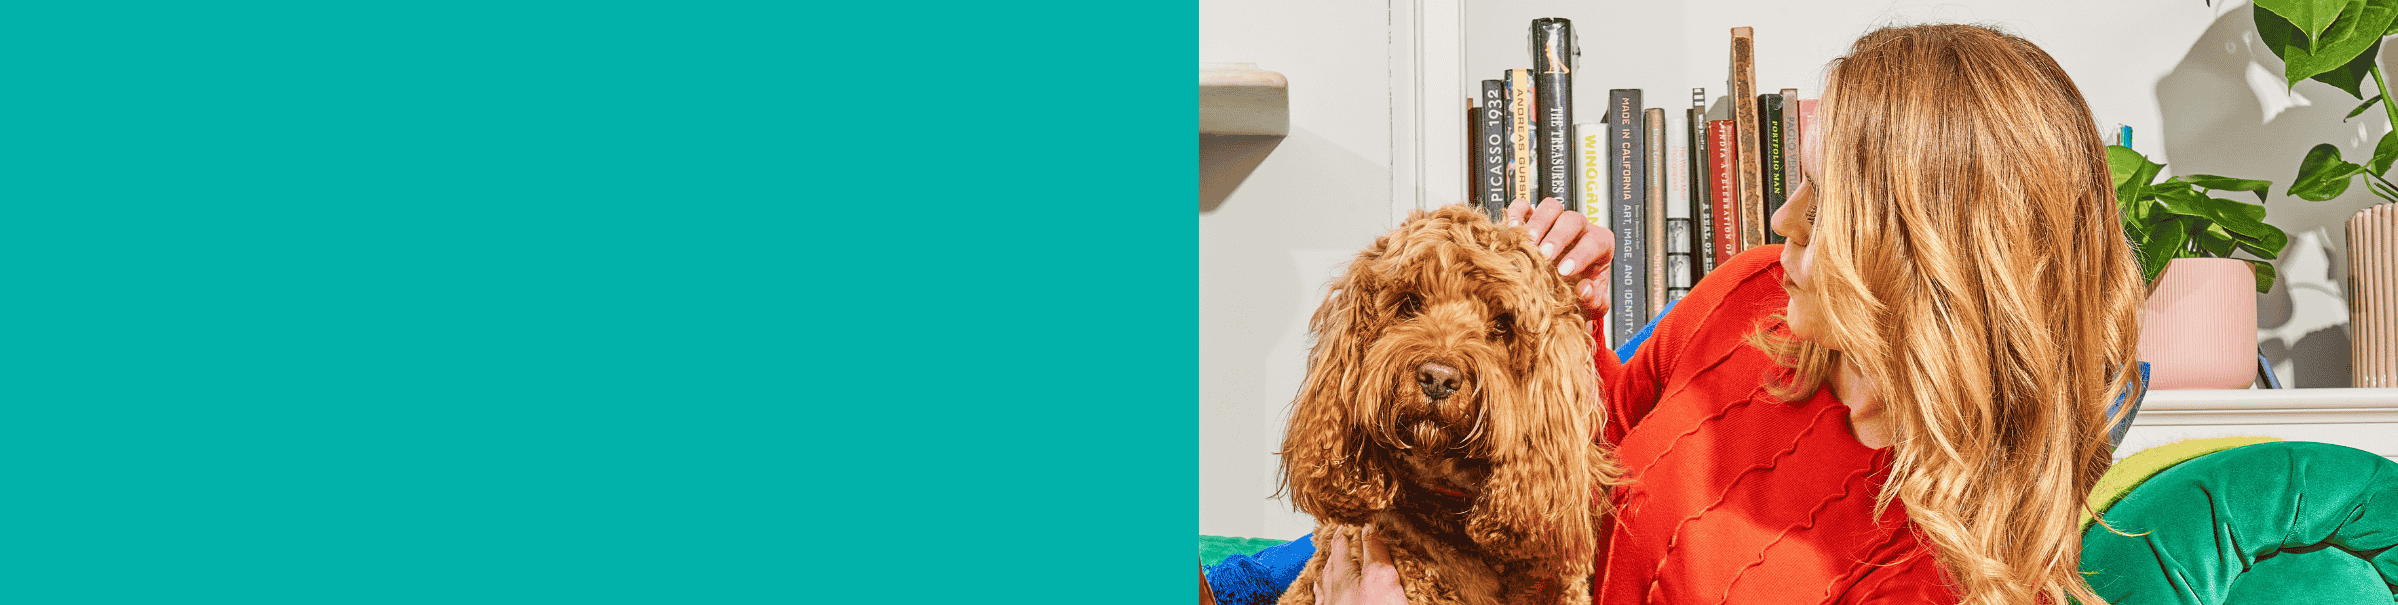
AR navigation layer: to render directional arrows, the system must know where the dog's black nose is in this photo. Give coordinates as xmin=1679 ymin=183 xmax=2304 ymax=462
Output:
xmin=1418 ymin=361 xmax=1461 ymax=400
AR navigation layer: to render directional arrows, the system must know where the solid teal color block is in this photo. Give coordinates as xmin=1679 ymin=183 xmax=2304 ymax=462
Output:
xmin=5 ymin=1 xmax=1189 ymax=602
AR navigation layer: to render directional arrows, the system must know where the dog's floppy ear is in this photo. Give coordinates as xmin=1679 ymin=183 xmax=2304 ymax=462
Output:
xmin=1277 ymin=245 xmax=1397 ymax=526
xmin=1466 ymin=267 xmax=1615 ymax=574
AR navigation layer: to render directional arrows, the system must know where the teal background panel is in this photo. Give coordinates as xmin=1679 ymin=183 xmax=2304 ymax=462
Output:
xmin=0 ymin=1 xmax=1188 ymax=602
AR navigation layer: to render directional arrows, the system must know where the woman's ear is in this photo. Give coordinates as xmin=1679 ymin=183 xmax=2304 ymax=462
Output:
xmin=1278 ymin=251 xmax=1396 ymax=525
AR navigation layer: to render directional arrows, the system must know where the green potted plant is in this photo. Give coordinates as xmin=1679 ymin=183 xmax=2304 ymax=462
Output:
xmin=2108 ymin=145 xmax=2289 ymax=389
xmin=2229 ymin=0 xmax=2398 ymax=203
xmin=2229 ymin=0 xmax=2398 ymax=389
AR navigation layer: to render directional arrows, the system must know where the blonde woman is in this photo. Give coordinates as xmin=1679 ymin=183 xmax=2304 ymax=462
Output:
xmin=1559 ymin=22 xmax=2138 ymax=604
xmin=1261 ymin=23 xmax=2140 ymax=605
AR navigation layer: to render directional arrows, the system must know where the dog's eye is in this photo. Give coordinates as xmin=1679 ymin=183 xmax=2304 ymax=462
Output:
xmin=1490 ymin=313 xmax=1515 ymax=340
xmin=1397 ymin=293 xmax=1424 ymax=318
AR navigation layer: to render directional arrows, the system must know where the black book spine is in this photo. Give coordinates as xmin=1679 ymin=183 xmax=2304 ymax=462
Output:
xmin=1607 ymin=89 xmax=1646 ymax=348
xmin=1467 ymin=99 xmax=1479 ymax=205
xmin=1688 ymin=89 xmax=1712 ymax=280
xmin=1759 ymin=93 xmax=1786 ymax=244
xmin=1532 ymin=18 xmax=1577 ymax=211
xmin=1478 ymin=80 xmax=1510 ymax=222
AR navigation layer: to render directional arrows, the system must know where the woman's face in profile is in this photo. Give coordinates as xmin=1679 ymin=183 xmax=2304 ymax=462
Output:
xmin=1775 ymin=116 xmax=1827 ymax=346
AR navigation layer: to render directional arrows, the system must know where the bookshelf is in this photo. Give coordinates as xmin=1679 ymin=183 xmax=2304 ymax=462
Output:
xmin=1200 ymin=63 xmax=1289 ymax=136
xmin=1391 ymin=0 xmax=2385 ymax=405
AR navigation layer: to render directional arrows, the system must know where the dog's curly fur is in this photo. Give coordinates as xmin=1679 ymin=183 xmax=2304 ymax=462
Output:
xmin=1276 ymin=206 xmax=1621 ymax=605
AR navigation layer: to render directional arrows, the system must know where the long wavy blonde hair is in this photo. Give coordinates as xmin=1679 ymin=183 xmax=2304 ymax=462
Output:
xmin=1755 ymin=24 xmax=2145 ymax=605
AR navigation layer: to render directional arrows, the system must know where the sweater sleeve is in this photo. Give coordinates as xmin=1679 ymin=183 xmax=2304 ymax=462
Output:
xmin=1596 ymin=322 xmax=1663 ymax=447
xmin=1598 ymin=245 xmax=1785 ymax=445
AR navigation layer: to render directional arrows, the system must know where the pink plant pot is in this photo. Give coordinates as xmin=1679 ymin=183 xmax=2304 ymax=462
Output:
xmin=2138 ymin=258 xmax=2258 ymax=390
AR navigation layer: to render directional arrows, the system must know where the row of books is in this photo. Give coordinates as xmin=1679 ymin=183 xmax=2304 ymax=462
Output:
xmin=1466 ymin=22 xmax=1810 ymax=348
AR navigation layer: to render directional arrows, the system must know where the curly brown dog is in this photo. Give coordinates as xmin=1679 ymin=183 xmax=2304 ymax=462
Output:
xmin=1276 ymin=205 xmax=1619 ymax=605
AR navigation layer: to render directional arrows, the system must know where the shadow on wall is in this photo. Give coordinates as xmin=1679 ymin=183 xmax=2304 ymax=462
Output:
xmin=2153 ymin=3 xmax=2384 ymax=387
xmin=1202 ymin=134 xmax=1284 ymax=213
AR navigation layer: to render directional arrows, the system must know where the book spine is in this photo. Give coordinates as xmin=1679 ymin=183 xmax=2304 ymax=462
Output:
xmin=1666 ymin=207 xmax=1694 ymax=304
xmin=1796 ymin=97 xmax=1817 ymax=172
xmin=1709 ymin=119 xmax=1738 ymax=268
xmin=1667 ymin=112 xmax=1688 ymax=237
xmin=1730 ymin=27 xmax=1764 ymax=251
xmin=1577 ymin=122 xmax=1611 ymax=346
xmin=1688 ymin=89 xmax=1712 ymax=280
xmin=1508 ymin=69 xmax=1538 ymax=205
xmin=1646 ymin=107 xmax=1669 ymax=315
xmin=1784 ymin=88 xmax=1803 ymax=175
xmin=1607 ymin=89 xmax=1647 ymax=347
xmin=1759 ymin=93 xmax=1786 ymax=244
xmin=1784 ymin=91 xmax=1808 ymax=208
xmin=1466 ymin=97 xmax=1479 ymax=206
xmin=1532 ymin=18 xmax=1577 ymax=211
xmin=1577 ymin=123 xmax=1610 ymax=229
xmin=1479 ymin=80 xmax=1510 ymax=222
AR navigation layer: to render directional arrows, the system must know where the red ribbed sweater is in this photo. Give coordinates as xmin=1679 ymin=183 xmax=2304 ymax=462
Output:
xmin=1593 ymin=246 xmax=1958 ymax=604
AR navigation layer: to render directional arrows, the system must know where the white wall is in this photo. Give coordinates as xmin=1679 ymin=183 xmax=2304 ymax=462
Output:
xmin=1199 ymin=0 xmax=1402 ymax=540
xmin=1201 ymin=0 xmax=2389 ymax=541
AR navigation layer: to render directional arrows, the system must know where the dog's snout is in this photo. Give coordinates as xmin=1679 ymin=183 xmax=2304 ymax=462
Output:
xmin=1417 ymin=361 xmax=1462 ymax=400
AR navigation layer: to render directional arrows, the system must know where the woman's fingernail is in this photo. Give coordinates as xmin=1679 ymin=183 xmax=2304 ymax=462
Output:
xmin=1580 ymin=281 xmax=1595 ymax=297
xmin=1558 ymin=258 xmax=1577 ymax=275
xmin=1540 ymin=243 xmax=1556 ymax=257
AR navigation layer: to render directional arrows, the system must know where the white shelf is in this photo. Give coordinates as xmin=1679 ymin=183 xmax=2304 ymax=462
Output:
xmin=2120 ymin=388 xmax=2398 ymax=462
xmin=1200 ymin=63 xmax=1289 ymax=136
xmin=2134 ymin=388 xmax=2398 ymax=425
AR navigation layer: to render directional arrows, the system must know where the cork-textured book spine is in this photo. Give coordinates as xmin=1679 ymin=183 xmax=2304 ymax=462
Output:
xmin=1730 ymin=27 xmax=1764 ymax=251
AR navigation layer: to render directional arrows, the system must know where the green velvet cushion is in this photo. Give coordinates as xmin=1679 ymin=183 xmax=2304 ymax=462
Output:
xmin=2078 ymin=441 xmax=2398 ymax=604
xmin=1199 ymin=535 xmax=1290 ymax=567
xmin=2219 ymin=546 xmax=2391 ymax=605
xmin=2084 ymin=436 xmax=2285 ymax=530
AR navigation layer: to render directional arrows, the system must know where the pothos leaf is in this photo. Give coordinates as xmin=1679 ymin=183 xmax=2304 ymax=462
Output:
xmin=2256 ymin=0 xmax=2398 ymax=94
xmin=2255 ymin=0 xmax=2355 ymax=47
xmin=2289 ymin=143 xmax=2367 ymax=201
xmin=2140 ymin=217 xmax=2194 ymax=283
xmin=2351 ymin=94 xmax=2386 ymax=120
xmin=2208 ymin=200 xmax=2291 ymax=259
xmin=2184 ymin=174 xmax=2275 ymax=202
xmin=2196 ymin=223 xmax=2240 ymax=256
xmin=2311 ymin=38 xmax=2384 ymax=98
xmin=2107 ymin=144 xmax=2162 ymax=202
xmin=2374 ymin=130 xmax=2398 ymax=175
xmin=2198 ymin=196 xmax=2282 ymax=238
xmin=2152 ymin=186 xmax=2215 ymax=219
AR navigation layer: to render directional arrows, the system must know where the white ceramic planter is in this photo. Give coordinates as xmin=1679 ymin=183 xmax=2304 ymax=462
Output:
xmin=2139 ymin=258 xmax=2258 ymax=390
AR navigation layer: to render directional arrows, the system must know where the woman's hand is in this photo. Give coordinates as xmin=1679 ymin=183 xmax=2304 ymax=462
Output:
xmin=1315 ymin=525 xmax=1405 ymax=605
xmin=1505 ymin=197 xmax=1612 ymax=320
